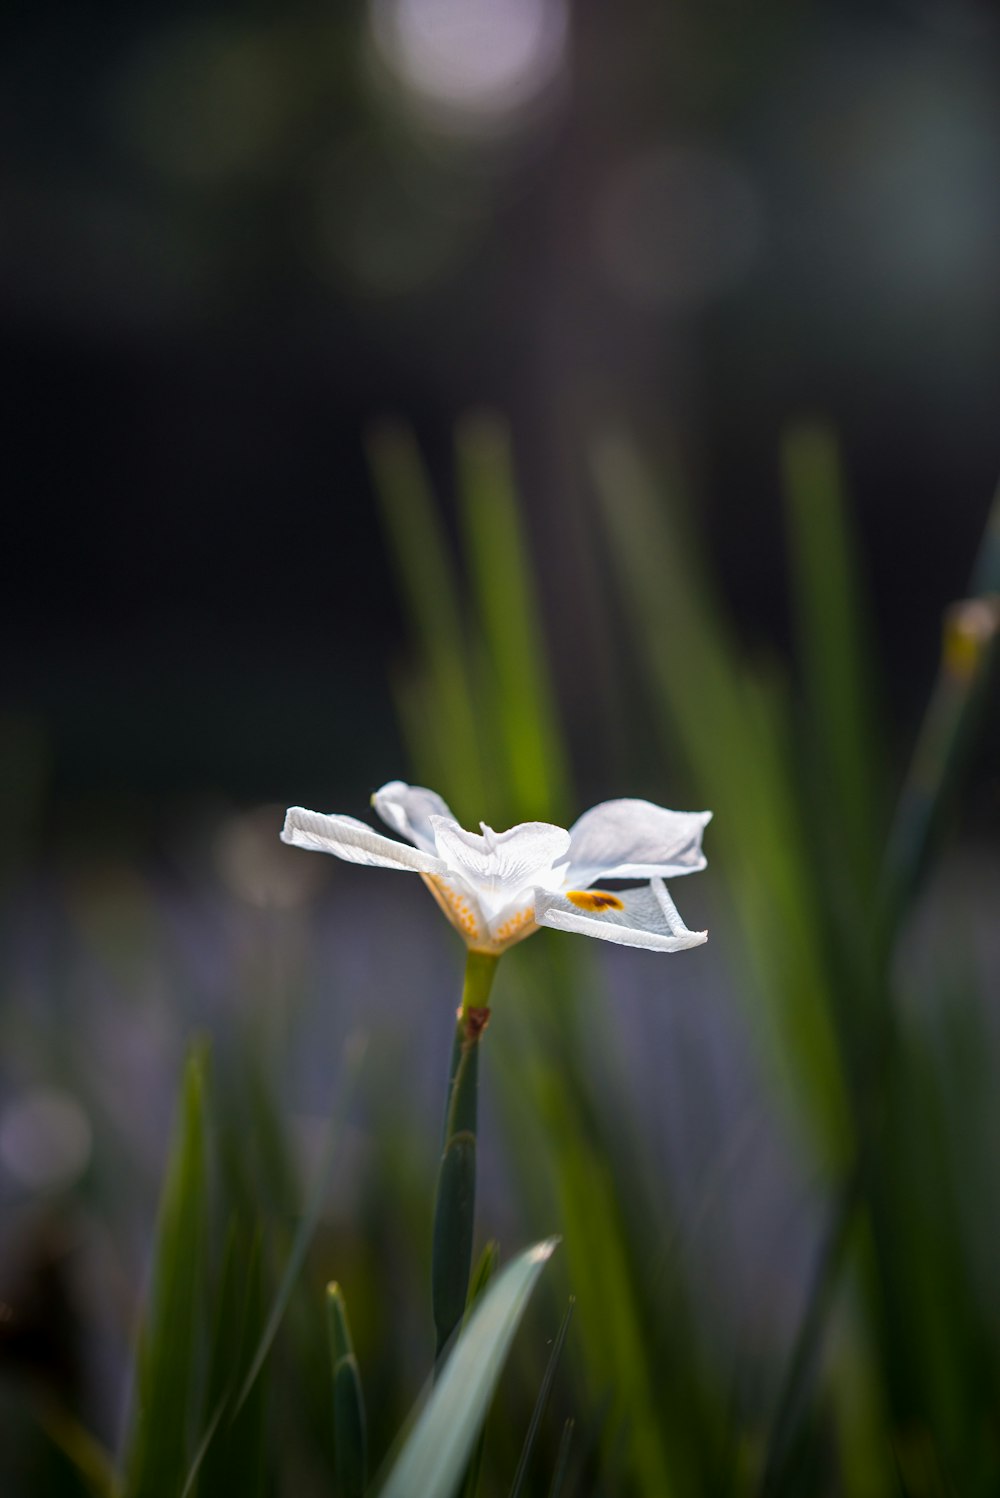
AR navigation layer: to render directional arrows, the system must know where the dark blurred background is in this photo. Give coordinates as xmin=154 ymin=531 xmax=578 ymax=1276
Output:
xmin=4 ymin=0 xmax=1000 ymax=838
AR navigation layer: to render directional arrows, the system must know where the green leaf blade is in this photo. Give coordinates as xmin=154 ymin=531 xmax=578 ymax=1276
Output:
xmin=327 ymin=1282 xmax=368 ymax=1498
xmin=378 ymin=1238 xmax=559 ymax=1498
xmin=123 ymin=1044 xmax=209 ymax=1498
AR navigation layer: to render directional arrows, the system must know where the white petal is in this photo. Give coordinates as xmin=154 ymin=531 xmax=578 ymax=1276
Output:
xmin=562 ymin=799 xmax=712 ymax=888
xmin=430 ymin=817 xmax=571 ymax=916
xmin=534 ymin=877 xmax=707 ymax=953
xmin=281 ymin=807 xmax=445 ymax=873
xmin=372 ymin=780 xmax=457 ymax=854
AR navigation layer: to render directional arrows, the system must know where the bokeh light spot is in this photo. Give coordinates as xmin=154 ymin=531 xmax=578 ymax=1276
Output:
xmin=369 ymin=0 xmax=569 ymax=136
xmin=0 ymin=1089 xmax=92 ymax=1193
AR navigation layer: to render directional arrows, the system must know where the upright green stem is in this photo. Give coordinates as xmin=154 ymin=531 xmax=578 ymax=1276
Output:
xmin=432 ymin=951 xmax=498 ymax=1363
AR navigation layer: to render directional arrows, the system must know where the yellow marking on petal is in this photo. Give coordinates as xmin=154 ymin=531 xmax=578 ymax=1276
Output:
xmin=493 ymin=907 xmax=535 ymax=943
xmin=481 ymin=907 xmax=538 ymax=955
xmin=566 ymin=889 xmax=624 ymax=913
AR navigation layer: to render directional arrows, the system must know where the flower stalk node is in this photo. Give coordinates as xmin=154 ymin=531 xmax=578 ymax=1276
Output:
xmin=462 ymin=1006 xmax=491 ymax=1044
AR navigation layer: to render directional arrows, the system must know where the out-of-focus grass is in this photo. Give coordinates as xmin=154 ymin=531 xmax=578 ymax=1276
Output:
xmin=591 ymin=425 xmax=1000 ymax=1496
xmin=123 ymin=1045 xmax=207 ymax=1498
xmin=2 ymin=413 xmax=997 ymax=1497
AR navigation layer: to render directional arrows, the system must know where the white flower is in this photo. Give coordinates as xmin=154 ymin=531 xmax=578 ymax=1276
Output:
xmin=281 ymin=781 xmax=711 ymax=956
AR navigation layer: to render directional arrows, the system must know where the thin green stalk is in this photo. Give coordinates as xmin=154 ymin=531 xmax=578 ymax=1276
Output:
xmin=432 ymin=952 xmax=499 ymax=1363
xmin=881 ymin=591 xmax=1000 ymax=929
xmin=327 ymin=1283 xmax=368 ymax=1498
xmin=546 ymin=1420 xmax=575 ymax=1498
xmin=455 ymin=411 xmax=573 ymax=822
xmin=509 ymin=1298 xmax=575 ymax=1498
xmin=366 ymin=420 xmax=487 ymax=817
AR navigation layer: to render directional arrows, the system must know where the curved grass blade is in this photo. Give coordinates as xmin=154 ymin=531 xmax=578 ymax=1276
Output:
xmin=190 ymin=1226 xmax=266 ymax=1498
xmin=235 ymin=1031 xmax=368 ymax=1412
xmin=123 ymin=1044 xmax=208 ymax=1498
xmin=377 ymin=1238 xmax=559 ymax=1498
xmin=327 ymin=1283 xmax=367 ymax=1498
xmin=460 ymin=1240 xmax=500 ymax=1498
xmin=547 ymin=1418 xmax=575 ymax=1498
xmin=509 ymin=1297 xmax=575 ymax=1498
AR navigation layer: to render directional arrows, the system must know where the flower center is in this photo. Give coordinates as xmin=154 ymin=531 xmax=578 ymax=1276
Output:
xmin=423 ymin=874 xmax=482 ymax=942
xmin=491 ymin=906 xmax=535 ymax=947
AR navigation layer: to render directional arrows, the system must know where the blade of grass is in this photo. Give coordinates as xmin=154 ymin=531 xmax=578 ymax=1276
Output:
xmin=376 ymin=1239 xmax=559 ymax=1498
xmin=546 ymin=1419 xmax=575 ymax=1498
xmin=367 ymin=420 xmax=487 ymax=818
xmin=756 ymin=1168 xmax=862 ymax=1498
xmin=236 ymin=1031 xmax=368 ymax=1411
xmin=592 ymin=429 xmax=851 ymax=1168
xmin=509 ymin=1298 xmax=575 ymax=1498
xmin=327 ymin=1283 xmax=368 ymax=1498
xmin=123 ymin=1043 xmax=209 ymax=1498
xmin=460 ymin=1241 xmax=501 ymax=1498
xmin=191 ymin=1227 xmax=267 ymax=1498
xmin=533 ymin=1068 xmax=683 ymax=1498
xmin=781 ymin=421 xmax=883 ymax=905
xmin=465 ymin=1239 xmax=500 ymax=1318
xmin=455 ymin=412 xmax=573 ymax=822
xmin=883 ymin=480 xmax=1000 ymax=922
xmin=882 ymin=594 xmax=1000 ymax=928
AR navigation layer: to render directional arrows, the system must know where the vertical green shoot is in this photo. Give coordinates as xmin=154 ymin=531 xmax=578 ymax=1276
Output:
xmin=456 ymin=412 xmax=573 ymax=822
xmin=781 ymin=421 xmax=884 ymax=905
xmin=123 ymin=1045 xmax=208 ymax=1498
xmin=366 ymin=420 xmax=487 ymax=818
xmin=593 ymin=429 xmax=851 ymax=1169
xmin=327 ymin=1283 xmax=368 ymax=1498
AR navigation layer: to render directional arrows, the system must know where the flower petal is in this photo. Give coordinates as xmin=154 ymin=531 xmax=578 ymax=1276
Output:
xmin=534 ymin=877 xmax=707 ymax=952
xmin=281 ymin=807 xmax=446 ymax=873
xmin=430 ymin=817 xmax=571 ymax=915
xmin=561 ymin=799 xmax=712 ymax=888
xmin=372 ymin=780 xmax=457 ymax=855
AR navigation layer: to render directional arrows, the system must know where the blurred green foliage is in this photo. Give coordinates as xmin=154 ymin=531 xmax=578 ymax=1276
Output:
xmin=2 ymin=413 xmax=998 ymax=1497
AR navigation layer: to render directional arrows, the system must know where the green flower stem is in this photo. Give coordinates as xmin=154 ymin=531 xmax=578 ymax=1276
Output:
xmin=432 ymin=951 xmax=498 ymax=1363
